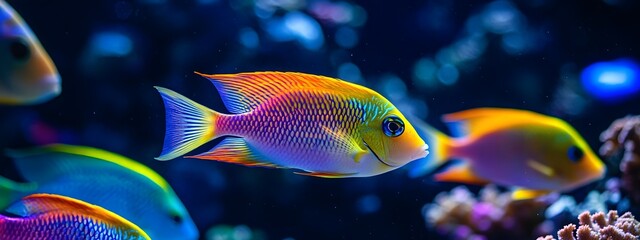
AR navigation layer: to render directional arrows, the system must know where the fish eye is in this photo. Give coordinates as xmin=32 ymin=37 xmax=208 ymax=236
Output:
xmin=383 ymin=116 xmax=404 ymax=137
xmin=567 ymin=146 xmax=584 ymax=163
xmin=170 ymin=213 xmax=183 ymax=224
xmin=9 ymin=38 xmax=31 ymax=61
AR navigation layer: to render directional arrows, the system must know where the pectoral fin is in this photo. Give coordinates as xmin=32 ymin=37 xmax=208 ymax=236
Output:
xmin=434 ymin=162 xmax=489 ymax=185
xmin=322 ymin=125 xmax=368 ymax=163
xmin=511 ymin=188 xmax=551 ymax=200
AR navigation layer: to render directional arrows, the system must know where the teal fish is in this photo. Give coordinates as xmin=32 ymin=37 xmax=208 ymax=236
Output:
xmin=1 ymin=193 xmax=149 ymax=240
xmin=0 ymin=144 xmax=198 ymax=240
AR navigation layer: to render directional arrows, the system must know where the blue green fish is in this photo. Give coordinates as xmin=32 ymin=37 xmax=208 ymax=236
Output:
xmin=0 ymin=144 xmax=199 ymax=240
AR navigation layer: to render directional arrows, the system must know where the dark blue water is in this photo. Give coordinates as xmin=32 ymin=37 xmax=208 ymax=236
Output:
xmin=1 ymin=0 xmax=640 ymax=239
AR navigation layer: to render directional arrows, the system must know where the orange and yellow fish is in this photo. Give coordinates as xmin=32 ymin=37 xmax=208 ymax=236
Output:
xmin=155 ymin=72 xmax=428 ymax=177
xmin=0 ymin=0 xmax=60 ymax=104
xmin=0 ymin=193 xmax=150 ymax=239
xmin=408 ymin=108 xmax=606 ymax=199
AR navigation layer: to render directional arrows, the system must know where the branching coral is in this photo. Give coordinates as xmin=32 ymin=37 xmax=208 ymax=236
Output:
xmin=423 ymin=185 xmax=551 ymax=239
xmin=537 ymin=210 xmax=640 ymax=240
xmin=600 ymin=115 xmax=640 ymax=203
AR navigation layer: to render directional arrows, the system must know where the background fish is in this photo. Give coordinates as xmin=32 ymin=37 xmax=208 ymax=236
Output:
xmin=0 ymin=144 xmax=198 ymax=240
xmin=408 ymin=108 xmax=606 ymax=199
xmin=155 ymin=72 xmax=428 ymax=177
xmin=0 ymin=0 xmax=60 ymax=104
xmin=0 ymin=193 xmax=150 ymax=240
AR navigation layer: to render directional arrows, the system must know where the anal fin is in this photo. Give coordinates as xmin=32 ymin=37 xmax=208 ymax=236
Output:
xmin=511 ymin=188 xmax=551 ymax=200
xmin=187 ymin=138 xmax=281 ymax=168
xmin=434 ymin=162 xmax=489 ymax=185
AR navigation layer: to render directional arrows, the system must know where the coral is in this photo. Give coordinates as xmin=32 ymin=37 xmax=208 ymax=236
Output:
xmin=600 ymin=115 xmax=640 ymax=203
xmin=537 ymin=210 xmax=640 ymax=240
xmin=423 ymin=185 xmax=552 ymax=239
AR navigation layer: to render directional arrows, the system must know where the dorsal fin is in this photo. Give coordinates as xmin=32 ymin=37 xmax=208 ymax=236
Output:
xmin=442 ymin=108 xmax=563 ymax=138
xmin=6 ymin=144 xmax=171 ymax=191
xmin=14 ymin=194 xmax=150 ymax=239
xmin=19 ymin=194 xmax=106 ymax=215
xmin=196 ymin=71 xmax=375 ymax=114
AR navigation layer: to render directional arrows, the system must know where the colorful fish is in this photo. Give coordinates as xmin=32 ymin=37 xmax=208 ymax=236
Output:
xmin=155 ymin=72 xmax=428 ymax=177
xmin=0 ymin=144 xmax=199 ymax=240
xmin=0 ymin=0 xmax=60 ymax=104
xmin=408 ymin=108 xmax=606 ymax=199
xmin=0 ymin=193 xmax=150 ymax=240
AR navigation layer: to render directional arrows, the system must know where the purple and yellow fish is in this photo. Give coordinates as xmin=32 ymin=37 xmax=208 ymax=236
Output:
xmin=409 ymin=108 xmax=606 ymax=199
xmin=0 ymin=0 xmax=60 ymax=104
xmin=0 ymin=193 xmax=150 ymax=239
xmin=155 ymin=72 xmax=428 ymax=177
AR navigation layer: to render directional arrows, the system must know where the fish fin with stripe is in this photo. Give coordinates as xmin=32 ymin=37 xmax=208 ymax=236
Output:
xmin=442 ymin=108 xmax=547 ymax=139
xmin=195 ymin=72 xmax=374 ymax=114
xmin=10 ymin=194 xmax=151 ymax=239
xmin=187 ymin=138 xmax=282 ymax=168
xmin=154 ymin=86 xmax=220 ymax=161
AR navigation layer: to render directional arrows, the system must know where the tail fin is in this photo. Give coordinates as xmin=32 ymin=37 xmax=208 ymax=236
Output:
xmin=154 ymin=87 xmax=220 ymax=161
xmin=405 ymin=116 xmax=453 ymax=178
xmin=0 ymin=175 xmax=36 ymax=210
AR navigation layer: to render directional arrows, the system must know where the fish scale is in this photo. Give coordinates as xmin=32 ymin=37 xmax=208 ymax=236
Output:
xmin=215 ymin=90 xmax=371 ymax=171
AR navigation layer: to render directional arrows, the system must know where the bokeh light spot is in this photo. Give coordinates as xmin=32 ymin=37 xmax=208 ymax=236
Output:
xmin=581 ymin=58 xmax=640 ymax=102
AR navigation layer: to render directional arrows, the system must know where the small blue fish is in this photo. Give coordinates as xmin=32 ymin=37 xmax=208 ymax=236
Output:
xmin=0 ymin=144 xmax=199 ymax=240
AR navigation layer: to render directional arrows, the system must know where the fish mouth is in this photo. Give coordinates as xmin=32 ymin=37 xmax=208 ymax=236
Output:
xmin=415 ymin=144 xmax=429 ymax=159
xmin=362 ymin=140 xmax=396 ymax=167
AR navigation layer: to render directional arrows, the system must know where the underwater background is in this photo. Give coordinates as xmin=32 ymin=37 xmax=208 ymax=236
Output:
xmin=1 ymin=0 xmax=640 ymax=239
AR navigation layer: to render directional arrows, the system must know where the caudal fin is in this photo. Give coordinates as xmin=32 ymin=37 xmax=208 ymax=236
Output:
xmin=405 ymin=116 xmax=453 ymax=178
xmin=154 ymin=87 xmax=220 ymax=161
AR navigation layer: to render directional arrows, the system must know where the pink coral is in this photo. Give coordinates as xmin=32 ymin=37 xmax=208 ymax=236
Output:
xmin=424 ymin=185 xmax=550 ymax=239
xmin=600 ymin=115 xmax=640 ymax=203
xmin=537 ymin=210 xmax=640 ymax=240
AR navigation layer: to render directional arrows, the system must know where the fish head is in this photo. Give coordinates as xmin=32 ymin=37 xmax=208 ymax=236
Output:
xmin=145 ymin=190 xmax=199 ymax=240
xmin=521 ymin=120 xmax=606 ymax=191
xmin=361 ymin=106 xmax=428 ymax=168
xmin=0 ymin=2 xmax=60 ymax=104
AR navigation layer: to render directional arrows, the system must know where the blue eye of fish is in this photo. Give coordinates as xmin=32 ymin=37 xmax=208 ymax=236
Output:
xmin=383 ymin=116 xmax=404 ymax=137
xmin=9 ymin=38 xmax=30 ymax=61
xmin=567 ymin=146 xmax=584 ymax=162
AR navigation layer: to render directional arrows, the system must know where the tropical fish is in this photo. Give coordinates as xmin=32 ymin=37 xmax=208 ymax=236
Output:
xmin=0 ymin=193 xmax=150 ymax=240
xmin=0 ymin=0 xmax=60 ymax=104
xmin=408 ymin=108 xmax=606 ymax=199
xmin=155 ymin=72 xmax=428 ymax=177
xmin=0 ymin=144 xmax=199 ymax=240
